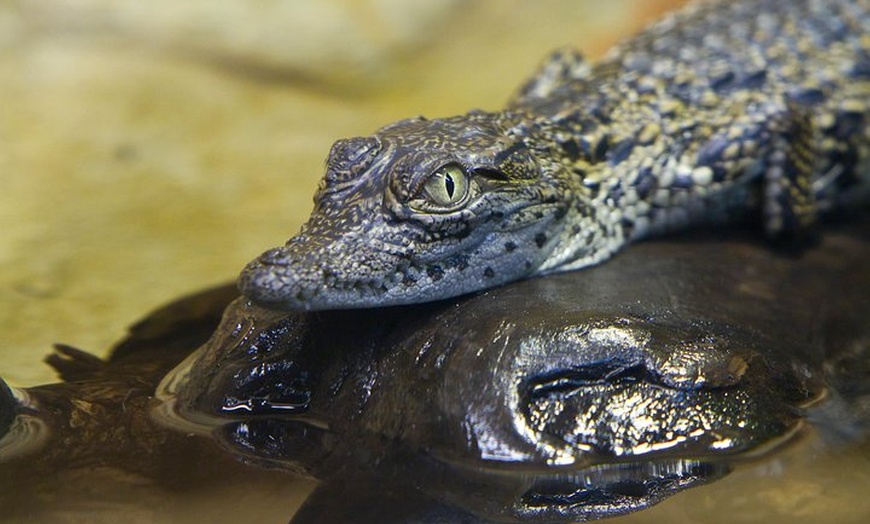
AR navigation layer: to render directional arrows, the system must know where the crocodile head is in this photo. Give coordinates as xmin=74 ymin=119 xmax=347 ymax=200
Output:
xmin=239 ymin=112 xmax=573 ymax=310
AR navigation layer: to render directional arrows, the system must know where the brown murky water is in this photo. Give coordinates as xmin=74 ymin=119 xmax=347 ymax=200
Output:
xmin=1 ymin=1 xmax=868 ymax=523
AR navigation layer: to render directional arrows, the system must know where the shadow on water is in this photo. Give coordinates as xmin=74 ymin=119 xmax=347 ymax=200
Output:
xmin=1 ymin=217 xmax=868 ymax=523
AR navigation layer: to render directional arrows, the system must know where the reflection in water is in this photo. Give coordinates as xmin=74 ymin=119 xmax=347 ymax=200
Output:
xmin=4 ymin=222 xmax=865 ymax=523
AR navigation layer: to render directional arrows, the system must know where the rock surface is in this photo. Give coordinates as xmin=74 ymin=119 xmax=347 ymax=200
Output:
xmin=162 ymin=220 xmax=870 ymax=523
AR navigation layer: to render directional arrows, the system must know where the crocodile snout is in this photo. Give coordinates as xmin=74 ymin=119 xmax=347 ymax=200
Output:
xmin=238 ymin=254 xmax=319 ymax=310
xmin=238 ymin=231 xmax=402 ymax=311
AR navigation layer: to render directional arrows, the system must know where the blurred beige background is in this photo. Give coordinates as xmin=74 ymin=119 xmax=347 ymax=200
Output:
xmin=0 ymin=0 xmax=683 ymax=386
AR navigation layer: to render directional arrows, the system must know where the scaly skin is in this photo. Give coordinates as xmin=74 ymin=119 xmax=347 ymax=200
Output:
xmin=240 ymin=0 xmax=870 ymax=311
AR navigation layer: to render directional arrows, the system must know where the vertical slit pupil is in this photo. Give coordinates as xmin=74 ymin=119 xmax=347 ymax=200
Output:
xmin=444 ymin=174 xmax=455 ymax=198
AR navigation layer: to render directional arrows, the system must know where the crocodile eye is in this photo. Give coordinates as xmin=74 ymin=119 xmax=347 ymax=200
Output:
xmin=422 ymin=164 xmax=469 ymax=208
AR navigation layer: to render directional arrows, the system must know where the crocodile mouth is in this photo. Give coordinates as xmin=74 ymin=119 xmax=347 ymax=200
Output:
xmin=239 ymin=242 xmax=480 ymax=310
xmin=239 ymin=254 xmax=421 ymax=311
xmin=238 ymin=196 xmax=566 ymax=311
xmin=238 ymin=243 xmax=390 ymax=310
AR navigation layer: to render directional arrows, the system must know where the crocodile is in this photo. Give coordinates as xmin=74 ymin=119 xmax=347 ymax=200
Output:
xmin=240 ymin=0 xmax=870 ymax=311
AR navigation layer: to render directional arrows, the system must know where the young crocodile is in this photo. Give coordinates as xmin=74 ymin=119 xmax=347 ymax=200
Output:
xmin=240 ymin=0 xmax=870 ymax=311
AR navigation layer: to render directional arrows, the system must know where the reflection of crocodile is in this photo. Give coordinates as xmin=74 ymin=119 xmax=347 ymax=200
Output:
xmin=240 ymin=0 xmax=870 ymax=311
xmin=158 ymin=220 xmax=869 ymax=523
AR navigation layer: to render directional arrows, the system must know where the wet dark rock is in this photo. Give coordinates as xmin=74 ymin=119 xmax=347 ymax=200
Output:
xmin=161 ymin=218 xmax=870 ymax=523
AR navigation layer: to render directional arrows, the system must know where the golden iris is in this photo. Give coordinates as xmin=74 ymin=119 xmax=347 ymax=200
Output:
xmin=423 ymin=164 xmax=468 ymax=207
